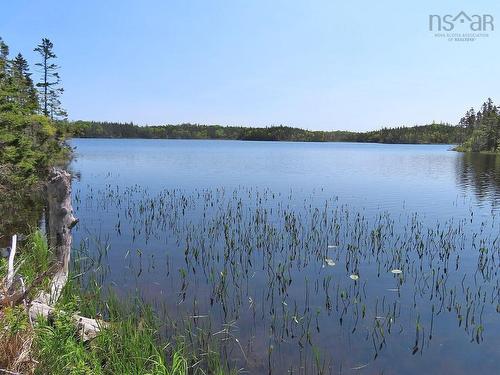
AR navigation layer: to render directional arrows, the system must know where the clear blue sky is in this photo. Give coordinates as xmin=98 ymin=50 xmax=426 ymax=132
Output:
xmin=2 ymin=0 xmax=498 ymax=131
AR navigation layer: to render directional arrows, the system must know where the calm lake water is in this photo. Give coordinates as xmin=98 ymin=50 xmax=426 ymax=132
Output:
xmin=69 ymin=139 xmax=499 ymax=374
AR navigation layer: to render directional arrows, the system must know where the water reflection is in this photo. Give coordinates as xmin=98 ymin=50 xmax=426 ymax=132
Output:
xmin=67 ymin=140 xmax=500 ymax=374
xmin=72 ymin=183 xmax=500 ymax=374
xmin=0 ymin=192 xmax=44 ymax=247
xmin=456 ymin=153 xmax=500 ymax=207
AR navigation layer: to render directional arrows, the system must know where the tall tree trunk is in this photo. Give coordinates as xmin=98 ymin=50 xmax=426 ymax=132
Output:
xmin=37 ymin=168 xmax=78 ymax=304
xmin=43 ymin=54 xmax=48 ymax=116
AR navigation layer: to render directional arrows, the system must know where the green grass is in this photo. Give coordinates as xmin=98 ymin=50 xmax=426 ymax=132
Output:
xmin=19 ymin=230 xmax=52 ymax=286
xmin=34 ymin=303 xmax=175 ymax=374
xmin=33 ymin=284 xmax=231 ymax=375
xmin=0 ymin=231 xmax=233 ymax=375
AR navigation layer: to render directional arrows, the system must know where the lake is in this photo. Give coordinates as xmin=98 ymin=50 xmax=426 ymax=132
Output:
xmin=69 ymin=139 xmax=499 ymax=374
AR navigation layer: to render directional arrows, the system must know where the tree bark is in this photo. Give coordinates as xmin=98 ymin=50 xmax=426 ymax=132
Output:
xmin=36 ymin=168 xmax=78 ymax=305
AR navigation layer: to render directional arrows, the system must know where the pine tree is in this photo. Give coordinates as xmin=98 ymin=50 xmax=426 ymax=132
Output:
xmin=48 ymin=87 xmax=66 ymax=120
xmin=1 ymin=36 xmax=67 ymax=191
xmin=11 ymin=53 xmax=39 ymax=113
xmin=459 ymin=108 xmax=476 ymax=132
xmin=459 ymin=99 xmax=500 ymax=152
xmin=0 ymin=37 xmax=8 ymax=75
xmin=34 ymin=38 xmax=65 ymax=119
xmin=0 ymin=37 xmax=13 ymax=111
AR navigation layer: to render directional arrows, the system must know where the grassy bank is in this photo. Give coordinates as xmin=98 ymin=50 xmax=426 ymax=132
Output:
xmin=0 ymin=231 xmax=232 ymax=374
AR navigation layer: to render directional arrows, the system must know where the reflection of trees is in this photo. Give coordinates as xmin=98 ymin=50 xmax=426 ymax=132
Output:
xmin=455 ymin=152 xmax=500 ymax=205
xmin=0 ymin=192 xmax=44 ymax=247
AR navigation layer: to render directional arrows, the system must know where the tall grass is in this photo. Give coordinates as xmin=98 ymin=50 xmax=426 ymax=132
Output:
xmin=20 ymin=230 xmax=52 ymax=286
xmin=71 ymin=184 xmax=500 ymax=372
xmin=0 ymin=230 xmax=233 ymax=375
xmin=33 ymin=280 xmax=232 ymax=374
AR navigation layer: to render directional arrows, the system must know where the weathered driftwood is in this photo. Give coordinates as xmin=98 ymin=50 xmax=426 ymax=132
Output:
xmin=1 ymin=265 xmax=56 ymax=308
xmin=0 ymin=235 xmax=25 ymax=307
xmin=29 ymin=301 xmax=107 ymax=342
xmin=6 ymin=235 xmax=17 ymax=290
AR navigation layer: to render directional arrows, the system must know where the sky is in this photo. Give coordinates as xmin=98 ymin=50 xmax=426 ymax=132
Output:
xmin=1 ymin=0 xmax=499 ymax=131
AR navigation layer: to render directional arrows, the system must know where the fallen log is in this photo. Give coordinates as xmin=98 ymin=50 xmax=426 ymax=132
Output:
xmin=29 ymin=301 xmax=107 ymax=342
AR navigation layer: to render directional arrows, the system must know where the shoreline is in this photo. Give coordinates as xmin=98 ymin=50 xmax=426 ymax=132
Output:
xmin=70 ymin=136 xmax=460 ymax=146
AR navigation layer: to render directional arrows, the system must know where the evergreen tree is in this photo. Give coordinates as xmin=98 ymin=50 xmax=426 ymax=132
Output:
xmin=459 ymin=108 xmax=476 ymax=131
xmin=34 ymin=38 xmax=65 ymax=119
xmin=1 ymin=36 xmax=68 ymax=192
xmin=0 ymin=37 xmax=14 ymax=112
xmin=0 ymin=37 xmax=8 ymax=79
xmin=11 ymin=53 xmax=39 ymax=113
xmin=457 ymin=99 xmax=500 ymax=153
xmin=48 ymin=87 xmax=67 ymax=120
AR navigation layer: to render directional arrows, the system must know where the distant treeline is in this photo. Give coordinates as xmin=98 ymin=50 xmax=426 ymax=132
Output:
xmin=69 ymin=121 xmax=467 ymax=144
xmin=68 ymin=99 xmax=499 ymax=150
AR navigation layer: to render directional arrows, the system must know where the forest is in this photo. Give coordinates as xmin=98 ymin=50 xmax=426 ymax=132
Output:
xmin=69 ymin=100 xmax=499 ymax=151
xmin=0 ymin=36 xmax=67 ymax=194
xmin=456 ymin=98 xmax=500 ymax=152
xmin=1 ymin=29 xmax=498 ymax=160
xmin=70 ymin=121 xmax=467 ymax=145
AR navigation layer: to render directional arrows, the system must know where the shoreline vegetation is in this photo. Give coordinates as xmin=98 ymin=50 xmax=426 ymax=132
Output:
xmin=69 ymin=121 xmax=466 ymax=145
xmin=68 ymin=98 xmax=499 ymax=153
xmin=1 ymin=35 xmax=231 ymax=374
xmin=1 ymin=35 xmax=69 ymax=236
xmin=0 ymin=32 xmax=499 ymax=374
xmin=1 ymin=230 xmax=231 ymax=374
xmin=64 ymin=98 xmax=500 ymax=153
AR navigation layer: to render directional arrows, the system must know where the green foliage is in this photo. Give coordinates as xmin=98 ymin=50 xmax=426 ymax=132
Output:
xmin=11 ymin=53 xmax=39 ymax=114
xmin=0 ymin=36 xmax=69 ymax=192
xmin=1 ymin=229 xmax=231 ymax=374
xmin=69 ymin=101 xmax=498 ymax=151
xmin=2 ymin=306 xmax=30 ymax=335
xmin=457 ymin=98 xmax=500 ymax=153
xmin=1 ymin=38 xmax=38 ymax=114
xmin=0 ymin=230 xmax=53 ymax=298
xmin=33 ymin=284 xmax=232 ymax=375
xmin=0 ymin=112 xmax=67 ymax=189
xmin=34 ymin=38 xmax=66 ymax=120
xmin=362 ymin=123 xmax=467 ymax=144
xmin=34 ymin=308 xmax=102 ymax=375
xmin=70 ymin=120 xmax=466 ymax=144
xmin=18 ymin=230 xmax=52 ymax=287
xmin=0 ymin=257 xmax=6 ymax=276
xmin=0 ymin=194 xmax=46 ymax=239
